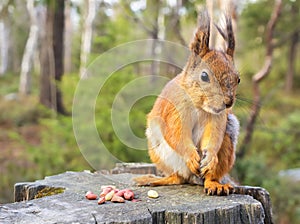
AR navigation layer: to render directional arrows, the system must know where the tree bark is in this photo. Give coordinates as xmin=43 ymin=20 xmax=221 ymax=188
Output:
xmin=40 ymin=0 xmax=66 ymax=114
xmin=0 ymin=0 xmax=10 ymax=77
xmin=238 ymin=0 xmax=282 ymax=159
xmin=169 ymin=0 xmax=186 ymax=46
xmin=64 ymin=0 xmax=72 ymax=74
xmin=79 ymin=0 xmax=96 ymax=78
xmin=0 ymin=21 xmax=9 ymax=76
xmin=149 ymin=0 xmax=163 ymax=81
xmin=284 ymin=3 xmax=299 ymax=93
xmin=19 ymin=0 xmax=39 ymax=95
xmin=40 ymin=5 xmax=55 ymax=110
xmin=216 ymin=0 xmax=238 ymax=51
xmin=285 ymin=31 xmax=298 ymax=93
xmin=206 ymin=0 xmax=216 ymax=48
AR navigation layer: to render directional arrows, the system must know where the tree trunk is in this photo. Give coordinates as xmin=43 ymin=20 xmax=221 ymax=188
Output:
xmin=285 ymin=31 xmax=299 ymax=93
xmin=206 ymin=0 xmax=216 ymax=48
xmin=0 ymin=1 xmax=10 ymax=76
xmin=64 ymin=0 xmax=72 ymax=74
xmin=169 ymin=0 xmax=186 ymax=46
xmin=149 ymin=0 xmax=164 ymax=81
xmin=40 ymin=5 xmax=55 ymax=110
xmin=0 ymin=20 xmax=9 ymax=76
xmin=212 ymin=0 xmax=238 ymax=51
xmin=79 ymin=0 xmax=96 ymax=78
xmin=40 ymin=0 xmax=66 ymax=114
xmin=285 ymin=30 xmax=299 ymax=92
xmin=19 ymin=0 xmax=39 ymax=95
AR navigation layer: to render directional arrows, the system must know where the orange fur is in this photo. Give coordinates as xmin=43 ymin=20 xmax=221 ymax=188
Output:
xmin=134 ymin=13 xmax=240 ymax=196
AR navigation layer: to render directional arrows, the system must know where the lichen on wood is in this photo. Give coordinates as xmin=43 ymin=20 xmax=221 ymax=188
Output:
xmin=34 ymin=187 xmax=65 ymax=199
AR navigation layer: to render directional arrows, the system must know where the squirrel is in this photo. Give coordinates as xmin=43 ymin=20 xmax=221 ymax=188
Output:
xmin=134 ymin=12 xmax=240 ymax=196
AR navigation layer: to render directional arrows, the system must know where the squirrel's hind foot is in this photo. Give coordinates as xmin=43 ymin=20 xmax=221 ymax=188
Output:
xmin=204 ymin=180 xmax=234 ymax=196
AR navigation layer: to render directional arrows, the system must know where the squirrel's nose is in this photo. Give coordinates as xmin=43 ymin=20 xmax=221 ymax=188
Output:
xmin=225 ymin=102 xmax=233 ymax=108
xmin=225 ymin=98 xmax=234 ymax=108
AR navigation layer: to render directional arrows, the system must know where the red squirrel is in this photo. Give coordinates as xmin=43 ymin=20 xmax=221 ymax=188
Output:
xmin=134 ymin=12 xmax=240 ymax=196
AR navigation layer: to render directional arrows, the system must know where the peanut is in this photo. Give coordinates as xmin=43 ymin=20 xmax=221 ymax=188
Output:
xmin=124 ymin=190 xmax=134 ymax=200
xmin=115 ymin=189 xmax=126 ymax=197
xmin=98 ymin=197 xmax=106 ymax=204
xmin=111 ymin=195 xmax=125 ymax=203
xmin=85 ymin=191 xmax=98 ymax=200
xmin=147 ymin=190 xmax=159 ymax=198
xmin=100 ymin=187 xmax=112 ymax=197
xmin=101 ymin=185 xmax=116 ymax=190
xmin=105 ymin=190 xmax=115 ymax=201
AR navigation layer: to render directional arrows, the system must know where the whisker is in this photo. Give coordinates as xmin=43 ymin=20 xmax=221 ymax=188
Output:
xmin=234 ymin=95 xmax=268 ymax=129
xmin=236 ymin=95 xmax=256 ymax=106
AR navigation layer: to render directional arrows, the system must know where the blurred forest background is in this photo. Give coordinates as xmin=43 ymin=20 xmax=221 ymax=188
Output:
xmin=0 ymin=0 xmax=299 ymax=223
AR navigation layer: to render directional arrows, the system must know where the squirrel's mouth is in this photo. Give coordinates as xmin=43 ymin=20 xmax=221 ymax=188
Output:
xmin=202 ymin=103 xmax=226 ymax=114
xmin=212 ymin=105 xmax=226 ymax=114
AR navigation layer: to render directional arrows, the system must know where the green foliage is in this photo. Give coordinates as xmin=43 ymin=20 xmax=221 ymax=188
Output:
xmin=239 ymin=0 xmax=272 ymax=49
xmin=0 ymin=73 xmax=20 ymax=95
xmin=233 ymin=90 xmax=300 ymax=223
xmin=239 ymin=0 xmax=300 ymax=50
xmin=0 ymin=96 xmax=51 ymax=126
xmin=264 ymin=176 xmax=300 ymax=224
xmin=27 ymin=115 xmax=90 ymax=178
xmin=94 ymin=67 xmax=152 ymax=164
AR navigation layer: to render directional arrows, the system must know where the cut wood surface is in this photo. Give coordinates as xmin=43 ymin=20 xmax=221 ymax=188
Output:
xmin=0 ymin=163 xmax=271 ymax=224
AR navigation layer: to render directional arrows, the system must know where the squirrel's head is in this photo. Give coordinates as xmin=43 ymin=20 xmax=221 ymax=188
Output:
xmin=182 ymin=11 xmax=240 ymax=115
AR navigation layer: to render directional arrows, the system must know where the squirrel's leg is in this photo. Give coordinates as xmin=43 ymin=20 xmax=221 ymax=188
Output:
xmin=134 ymin=173 xmax=185 ymax=186
xmin=203 ymin=132 xmax=235 ymax=195
xmin=199 ymin=113 xmax=227 ymax=179
xmin=133 ymin=141 xmax=189 ymax=186
xmin=147 ymin=110 xmax=201 ymax=177
xmin=202 ymin=113 xmax=239 ymax=195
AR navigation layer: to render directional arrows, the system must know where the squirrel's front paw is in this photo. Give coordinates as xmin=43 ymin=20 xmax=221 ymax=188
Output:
xmin=186 ymin=149 xmax=201 ymax=176
xmin=200 ymin=149 xmax=218 ymax=177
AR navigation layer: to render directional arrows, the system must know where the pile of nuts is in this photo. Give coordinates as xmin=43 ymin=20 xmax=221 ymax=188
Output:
xmin=85 ymin=185 xmax=136 ymax=204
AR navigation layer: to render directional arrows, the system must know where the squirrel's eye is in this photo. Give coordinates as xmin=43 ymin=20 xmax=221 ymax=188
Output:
xmin=238 ymin=77 xmax=241 ymax=84
xmin=201 ymin=71 xmax=210 ymax=82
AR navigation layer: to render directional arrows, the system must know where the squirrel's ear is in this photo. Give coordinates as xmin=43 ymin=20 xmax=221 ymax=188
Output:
xmin=189 ymin=10 xmax=210 ymax=57
xmin=215 ymin=15 xmax=235 ymax=57
xmin=225 ymin=15 xmax=235 ymax=57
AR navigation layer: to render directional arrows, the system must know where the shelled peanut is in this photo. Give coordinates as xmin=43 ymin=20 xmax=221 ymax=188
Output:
xmin=85 ymin=191 xmax=98 ymax=200
xmin=85 ymin=186 xmax=136 ymax=205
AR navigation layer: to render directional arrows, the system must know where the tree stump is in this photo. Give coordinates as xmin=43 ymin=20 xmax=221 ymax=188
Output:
xmin=0 ymin=163 xmax=272 ymax=224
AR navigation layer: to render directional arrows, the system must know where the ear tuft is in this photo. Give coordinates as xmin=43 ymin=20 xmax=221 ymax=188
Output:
xmin=215 ymin=14 xmax=235 ymax=57
xmin=189 ymin=10 xmax=210 ymax=57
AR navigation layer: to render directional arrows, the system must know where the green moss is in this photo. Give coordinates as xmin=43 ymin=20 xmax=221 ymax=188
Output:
xmin=34 ymin=187 xmax=65 ymax=199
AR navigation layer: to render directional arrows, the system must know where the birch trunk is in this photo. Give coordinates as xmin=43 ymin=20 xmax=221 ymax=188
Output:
xmin=79 ymin=0 xmax=96 ymax=78
xmin=214 ymin=0 xmax=238 ymax=51
xmin=19 ymin=0 xmax=39 ymax=95
xmin=150 ymin=0 xmax=164 ymax=81
xmin=64 ymin=0 xmax=72 ymax=74
xmin=206 ymin=0 xmax=216 ymax=48
xmin=0 ymin=21 xmax=9 ymax=76
xmin=0 ymin=0 xmax=8 ymax=76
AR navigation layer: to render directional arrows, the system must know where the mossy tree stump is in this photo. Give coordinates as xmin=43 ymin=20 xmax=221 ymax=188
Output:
xmin=0 ymin=163 xmax=272 ymax=224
